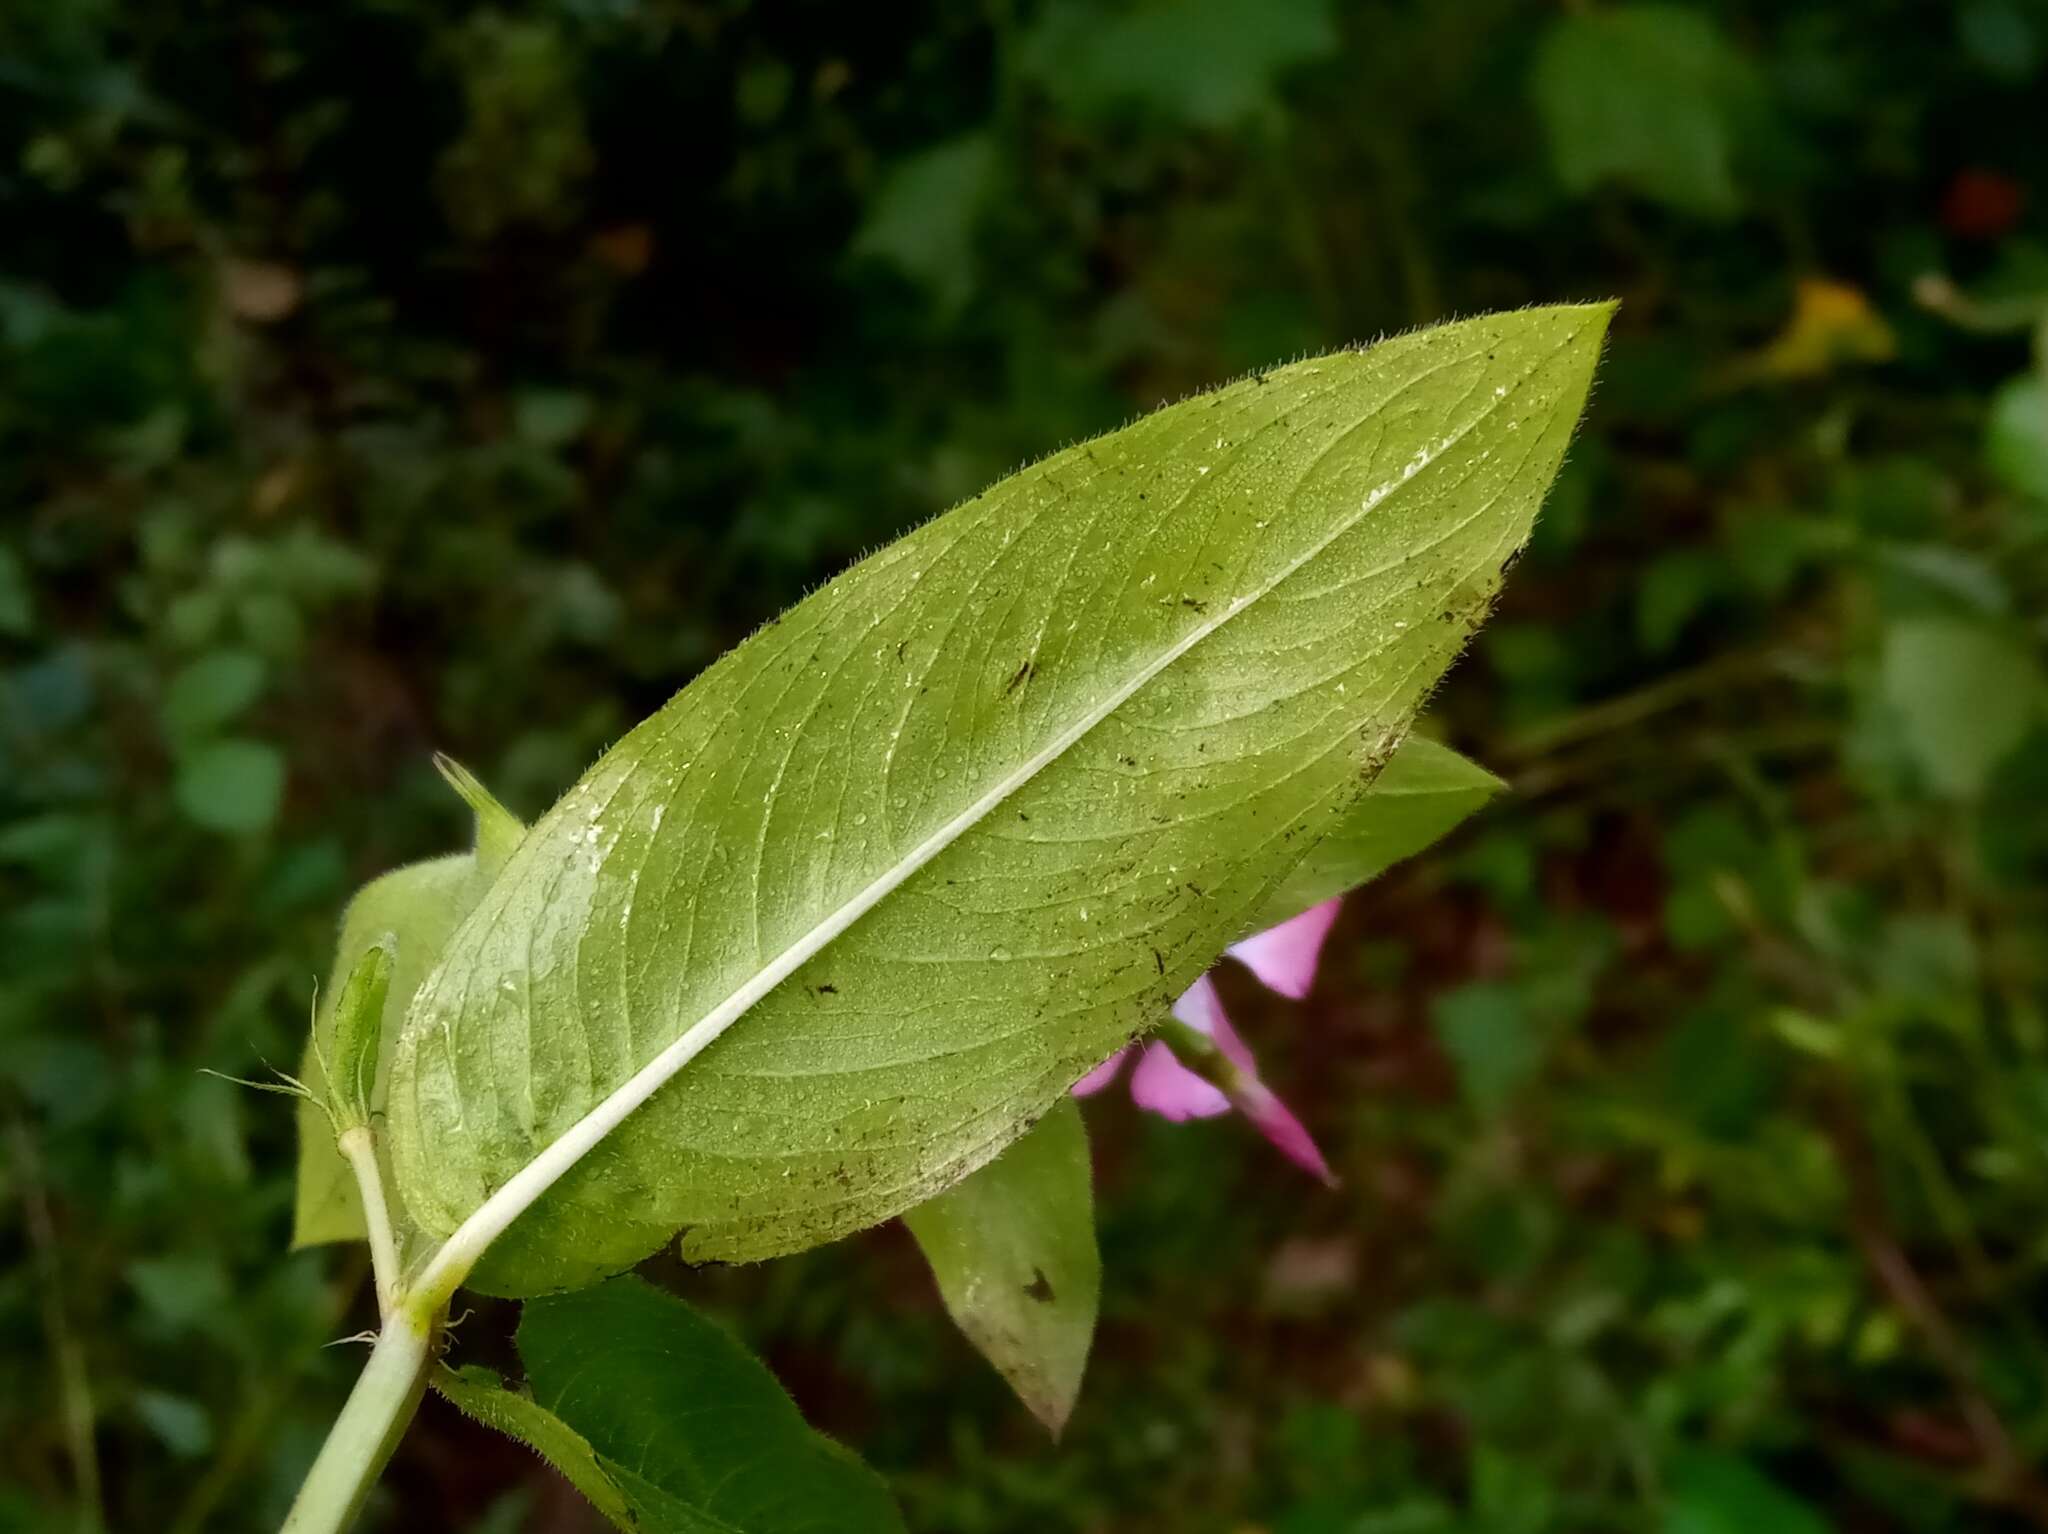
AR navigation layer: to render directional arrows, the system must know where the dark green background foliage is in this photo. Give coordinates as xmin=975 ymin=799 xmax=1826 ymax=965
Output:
xmin=3 ymin=1 xmax=2047 ymax=1530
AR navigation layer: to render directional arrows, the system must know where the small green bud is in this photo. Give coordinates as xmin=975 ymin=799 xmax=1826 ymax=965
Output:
xmin=328 ymin=935 xmax=395 ymax=1133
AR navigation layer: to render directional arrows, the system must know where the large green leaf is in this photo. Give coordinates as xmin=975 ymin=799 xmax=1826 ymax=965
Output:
xmin=903 ymin=1098 xmax=1098 ymax=1435
xmin=436 ymin=1276 xmax=903 ymax=1534
xmin=388 ymin=305 xmax=1610 ymax=1295
xmin=1245 ymin=734 xmax=1501 ymax=933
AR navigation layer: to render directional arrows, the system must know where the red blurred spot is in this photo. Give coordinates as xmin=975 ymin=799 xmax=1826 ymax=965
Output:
xmin=1942 ymin=169 xmax=2026 ymax=241
xmin=590 ymin=223 xmax=655 ymax=276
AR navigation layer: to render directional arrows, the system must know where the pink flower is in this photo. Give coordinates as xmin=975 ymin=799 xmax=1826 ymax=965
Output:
xmin=1073 ymin=899 xmax=1338 ymax=1184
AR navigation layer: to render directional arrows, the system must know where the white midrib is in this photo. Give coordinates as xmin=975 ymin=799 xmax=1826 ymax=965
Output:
xmin=410 ymin=353 xmax=1533 ymax=1305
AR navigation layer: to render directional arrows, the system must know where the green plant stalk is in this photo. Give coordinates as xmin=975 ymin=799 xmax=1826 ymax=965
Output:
xmin=282 ymin=1107 xmax=438 ymax=1534
xmin=1159 ymin=1016 xmax=1244 ymax=1096
xmin=338 ymin=1126 xmax=400 ymax=1319
xmin=278 ymin=1305 xmax=436 ymax=1534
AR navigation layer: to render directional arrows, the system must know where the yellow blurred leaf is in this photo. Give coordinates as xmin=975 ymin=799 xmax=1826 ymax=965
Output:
xmin=1751 ymin=278 xmax=1896 ymax=378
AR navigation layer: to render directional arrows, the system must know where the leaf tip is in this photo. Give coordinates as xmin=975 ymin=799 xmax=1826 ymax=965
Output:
xmin=1026 ymin=1384 xmax=1078 ymax=1440
xmin=1540 ymin=297 xmax=1619 ymax=348
xmin=432 ymin=752 xmax=526 ymax=873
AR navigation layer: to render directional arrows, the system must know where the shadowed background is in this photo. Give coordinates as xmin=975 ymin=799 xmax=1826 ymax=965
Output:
xmin=3 ymin=1 xmax=2047 ymax=1530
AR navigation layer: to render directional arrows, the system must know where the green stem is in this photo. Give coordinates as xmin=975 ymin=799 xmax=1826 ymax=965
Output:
xmin=1495 ymin=647 xmax=1794 ymax=763
xmin=278 ymin=1309 xmax=436 ymax=1534
xmin=338 ymin=1126 xmax=401 ymax=1319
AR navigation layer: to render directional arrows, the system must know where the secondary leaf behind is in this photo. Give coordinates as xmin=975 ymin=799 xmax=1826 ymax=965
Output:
xmin=904 ymin=1097 xmax=1098 ymax=1434
xmin=1246 ymin=733 xmax=1501 ymax=933
xmin=438 ymin=1276 xmax=904 ymax=1534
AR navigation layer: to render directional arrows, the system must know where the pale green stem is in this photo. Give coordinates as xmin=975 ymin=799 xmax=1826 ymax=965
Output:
xmin=278 ymin=1310 xmax=435 ymax=1534
xmin=338 ymin=1126 xmax=400 ymax=1320
xmin=280 ymin=1119 xmax=427 ymax=1534
xmin=1159 ymin=1016 xmax=1242 ymax=1093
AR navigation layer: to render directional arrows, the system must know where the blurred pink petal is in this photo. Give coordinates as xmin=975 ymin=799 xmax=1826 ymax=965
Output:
xmin=1170 ymin=972 xmax=1229 ymax=1041
xmin=1129 ymin=1042 xmax=1229 ymax=1120
xmin=1172 ymin=975 xmax=1335 ymax=1183
xmin=1232 ymin=1078 xmax=1336 ymax=1185
xmin=1072 ymin=1049 xmax=1130 ymax=1097
xmin=1228 ymin=897 xmax=1340 ymax=999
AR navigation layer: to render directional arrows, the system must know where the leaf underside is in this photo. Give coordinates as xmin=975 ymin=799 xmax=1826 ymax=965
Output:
xmin=436 ymin=1275 xmax=903 ymax=1533
xmin=388 ymin=304 xmax=1611 ymax=1295
xmin=903 ymin=1097 xmax=1099 ymax=1434
xmin=290 ymin=732 xmax=1485 ymax=1253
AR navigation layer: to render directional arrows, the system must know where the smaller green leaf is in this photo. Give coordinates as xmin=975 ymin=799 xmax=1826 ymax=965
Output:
xmin=0 ymin=544 xmax=33 ymax=636
xmin=445 ymin=1276 xmax=904 ymax=1534
xmin=1637 ymin=550 xmax=1727 ymax=655
xmin=1020 ymin=0 xmax=1337 ymax=129
xmin=850 ymin=134 xmax=996 ymax=310
xmin=1986 ymin=373 xmax=2048 ymax=501
xmin=904 ymin=1098 xmax=1099 ymax=1435
xmin=173 ymin=737 xmax=285 ymax=834
xmin=1663 ymin=1447 xmax=1828 ymax=1534
xmin=1432 ymin=982 xmax=1544 ymax=1113
xmin=1247 ymin=736 xmax=1502 ymax=933
xmin=1959 ymin=1 xmax=2042 ymax=82
xmin=513 ymin=389 xmax=594 ymax=449
xmin=162 ymin=649 xmax=267 ymax=744
xmin=433 ymin=1366 xmax=634 ymax=1530
xmin=132 ymin=1389 xmax=213 ymax=1460
xmin=326 ymin=937 xmax=394 ymax=1132
xmin=1471 ymin=1447 xmax=1557 ymax=1534
xmin=1532 ymin=5 xmax=1758 ymax=218
xmin=1881 ymin=617 xmax=2042 ymax=799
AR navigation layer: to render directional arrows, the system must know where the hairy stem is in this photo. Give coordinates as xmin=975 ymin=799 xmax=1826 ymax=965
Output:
xmin=174 ymin=1249 xmax=370 ymax=1534
xmin=280 ymin=1120 xmax=425 ymax=1534
xmin=338 ymin=1127 xmax=400 ymax=1320
xmin=278 ymin=1309 xmax=436 ymax=1534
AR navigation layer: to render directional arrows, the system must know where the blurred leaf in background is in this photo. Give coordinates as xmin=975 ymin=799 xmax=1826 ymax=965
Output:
xmin=1531 ymin=4 xmax=1763 ymax=218
xmin=1018 ymin=0 xmax=1337 ymax=127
